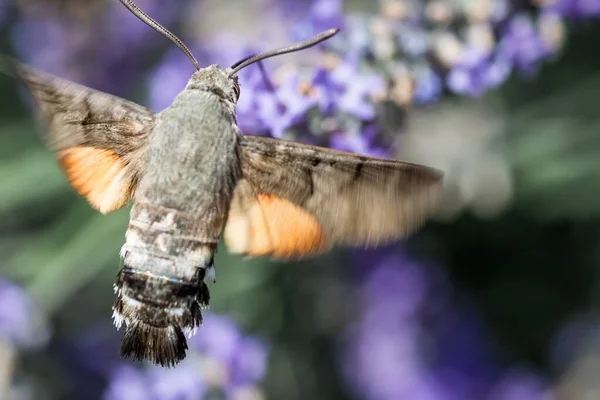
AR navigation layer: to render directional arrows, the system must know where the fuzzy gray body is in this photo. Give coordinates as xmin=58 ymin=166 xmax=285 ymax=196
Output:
xmin=114 ymin=66 xmax=242 ymax=366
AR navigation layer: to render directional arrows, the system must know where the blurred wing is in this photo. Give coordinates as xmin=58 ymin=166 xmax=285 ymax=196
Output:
xmin=224 ymin=136 xmax=444 ymax=259
xmin=2 ymin=56 xmax=154 ymax=213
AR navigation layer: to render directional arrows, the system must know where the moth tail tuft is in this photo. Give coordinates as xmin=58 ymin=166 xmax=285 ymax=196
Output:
xmin=197 ymin=281 xmax=211 ymax=308
xmin=120 ymin=322 xmax=188 ymax=368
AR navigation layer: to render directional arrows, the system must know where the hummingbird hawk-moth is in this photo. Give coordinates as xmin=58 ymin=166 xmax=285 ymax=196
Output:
xmin=2 ymin=0 xmax=443 ymax=367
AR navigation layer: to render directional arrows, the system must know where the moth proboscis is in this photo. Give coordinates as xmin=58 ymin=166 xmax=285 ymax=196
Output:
xmin=1 ymin=0 xmax=444 ymax=367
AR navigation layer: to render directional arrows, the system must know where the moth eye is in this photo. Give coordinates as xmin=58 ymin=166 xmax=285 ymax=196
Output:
xmin=233 ymin=82 xmax=241 ymax=101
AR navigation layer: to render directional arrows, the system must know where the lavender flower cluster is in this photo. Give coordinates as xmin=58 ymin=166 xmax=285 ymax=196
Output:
xmin=147 ymin=0 xmax=598 ymax=158
xmin=0 ymin=280 xmax=49 ymax=398
xmin=340 ymin=250 xmax=553 ymax=400
xmin=9 ymin=0 xmax=185 ymax=93
xmin=7 ymin=0 xmax=597 ymax=155
xmin=103 ymin=313 xmax=269 ymax=400
xmin=0 ymin=279 xmax=49 ymax=350
xmin=291 ymin=0 xmax=580 ymax=102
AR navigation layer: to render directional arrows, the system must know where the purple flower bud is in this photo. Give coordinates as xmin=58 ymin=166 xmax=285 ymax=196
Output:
xmin=311 ymin=0 xmax=344 ymax=29
xmin=413 ymin=66 xmax=442 ymax=104
xmin=230 ymin=337 xmax=270 ymax=386
xmin=10 ymin=16 xmax=76 ymax=78
xmin=103 ymin=366 xmax=150 ymax=400
xmin=148 ymin=48 xmax=196 ymax=112
xmin=544 ymin=0 xmax=600 ymax=19
xmin=487 ymin=368 xmax=552 ymax=400
xmin=340 ymin=250 xmax=550 ymax=400
xmin=0 ymin=280 xmax=49 ymax=349
xmin=499 ymin=14 xmax=551 ymax=75
xmin=147 ymin=362 xmax=206 ymax=400
xmin=254 ymin=74 xmax=318 ymax=138
xmin=447 ymin=48 xmax=490 ymax=96
xmin=104 ymin=313 xmax=270 ymax=398
xmin=330 ymin=122 xmax=388 ymax=156
xmin=190 ymin=313 xmax=243 ymax=364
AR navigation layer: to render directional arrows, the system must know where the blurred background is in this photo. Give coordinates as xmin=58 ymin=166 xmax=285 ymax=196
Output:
xmin=1 ymin=0 xmax=600 ymax=399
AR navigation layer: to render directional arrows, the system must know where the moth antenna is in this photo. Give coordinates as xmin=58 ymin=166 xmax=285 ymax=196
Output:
xmin=119 ymin=0 xmax=201 ymax=71
xmin=229 ymin=28 xmax=340 ymax=76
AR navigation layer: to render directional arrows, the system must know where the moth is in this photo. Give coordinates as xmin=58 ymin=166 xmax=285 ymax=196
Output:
xmin=2 ymin=0 xmax=443 ymax=367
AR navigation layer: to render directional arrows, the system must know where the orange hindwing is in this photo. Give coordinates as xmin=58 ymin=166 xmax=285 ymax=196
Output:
xmin=58 ymin=146 xmax=133 ymax=214
xmin=225 ymin=192 xmax=330 ymax=259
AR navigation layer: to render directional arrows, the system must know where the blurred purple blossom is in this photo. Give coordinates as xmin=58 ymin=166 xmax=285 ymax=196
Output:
xmin=291 ymin=0 xmax=345 ymax=41
xmin=309 ymin=0 xmax=345 ymax=33
xmin=499 ymin=14 xmax=553 ymax=75
xmin=254 ymin=74 xmax=319 ymax=138
xmin=340 ymin=250 xmax=552 ymax=400
xmin=414 ymin=65 xmax=443 ymax=104
xmin=103 ymin=313 xmax=269 ymax=400
xmin=10 ymin=0 xmax=184 ymax=93
xmin=487 ymin=368 xmax=553 ymax=400
xmin=330 ymin=124 xmax=389 ymax=158
xmin=310 ymin=56 xmax=385 ymax=119
xmin=146 ymin=363 xmax=206 ymax=400
xmin=148 ymin=47 xmax=199 ymax=112
xmin=0 ymin=280 xmax=49 ymax=349
xmin=103 ymin=365 xmax=149 ymax=400
xmin=447 ymin=48 xmax=513 ymax=96
xmin=136 ymin=0 xmax=596 ymax=156
xmin=543 ymin=0 xmax=600 ymax=18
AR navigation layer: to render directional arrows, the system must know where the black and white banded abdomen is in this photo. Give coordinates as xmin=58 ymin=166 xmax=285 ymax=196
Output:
xmin=113 ymin=202 xmax=219 ymax=367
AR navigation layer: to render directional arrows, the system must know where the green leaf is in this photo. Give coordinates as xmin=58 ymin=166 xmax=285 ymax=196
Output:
xmin=23 ymin=208 xmax=129 ymax=314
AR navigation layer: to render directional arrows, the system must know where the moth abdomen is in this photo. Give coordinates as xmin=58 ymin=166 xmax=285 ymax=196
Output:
xmin=112 ymin=265 xmax=209 ymax=367
xmin=120 ymin=320 xmax=188 ymax=368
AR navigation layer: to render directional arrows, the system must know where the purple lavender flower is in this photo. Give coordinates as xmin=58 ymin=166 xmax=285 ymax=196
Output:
xmin=309 ymin=0 xmax=345 ymax=33
xmin=190 ymin=313 xmax=244 ymax=363
xmin=229 ymin=336 xmax=270 ymax=386
xmin=290 ymin=0 xmax=345 ymax=41
xmin=142 ymin=0 xmax=591 ymax=159
xmin=148 ymin=47 xmax=199 ymax=112
xmin=254 ymin=73 xmax=319 ymax=138
xmin=543 ymin=0 xmax=600 ymax=19
xmin=498 ymin=14 xmax=553 ymax=75
xmin=447 ymin=47 xmax=513 ymax=96
xmin=0 ymin=280 xmax=49 ymax=349
xmin=103 ymin=365 xmax=150 ymax=400
xmin=189 ymin=313 xmax=270 ymax=386
xmin=312 ymin=56 xmax=385 ymax=119
xmin=10 ymin=15 xmax=79 ymax=79
xmin=446 ymin=49 xmax=489 ymax=97
xmin=340 ymin=250 xmax=551 ymax=400
xmin=396 ymin=23 xmax=430 ymax=58
xmin=147 ymin=362 xmax=206 ymax=400
xmin=413 ymin=65 xmax=443 ymax=104
xmin=103 ymin=313 xmax=269 ymax=399
xmin=330 ymin=124 xmax=389 ymax=158
xmin=104 ymin=0 xmax=179 ymax=56
xmin=487 ymin=368 xmax=552 ymax=400
xmin=10 ymin=0 xmax=183 ymax=93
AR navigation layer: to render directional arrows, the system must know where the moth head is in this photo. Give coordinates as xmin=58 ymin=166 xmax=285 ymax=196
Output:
xmin=187 ymin=65 xmax=240 ymax=103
